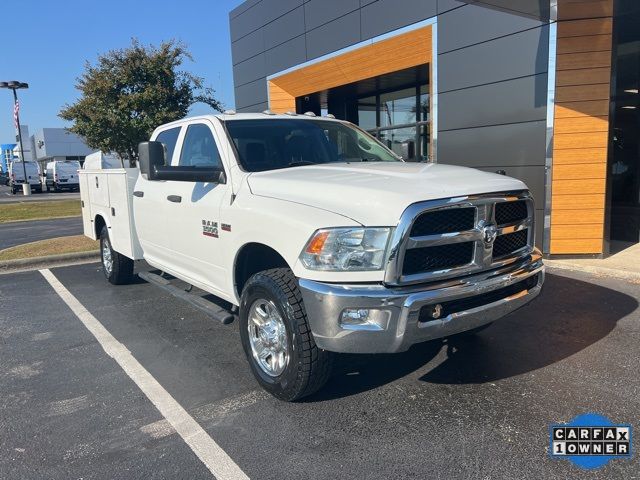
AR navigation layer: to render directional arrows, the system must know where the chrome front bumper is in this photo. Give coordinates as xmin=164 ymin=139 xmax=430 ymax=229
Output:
xmin=299 ymin=250 xmax=544 ymax=354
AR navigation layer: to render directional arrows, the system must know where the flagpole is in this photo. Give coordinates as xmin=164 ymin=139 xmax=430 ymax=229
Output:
xmin=13 ymin=89 xmax=30 ymax=195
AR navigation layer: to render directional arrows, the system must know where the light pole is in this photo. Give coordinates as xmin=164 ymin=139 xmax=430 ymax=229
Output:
xmin=0 ymin=81 xmax=31 ymax=195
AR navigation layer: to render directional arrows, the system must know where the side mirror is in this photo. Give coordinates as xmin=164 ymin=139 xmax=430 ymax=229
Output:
xmin=138 ymin=141 xmax=165 ymax=180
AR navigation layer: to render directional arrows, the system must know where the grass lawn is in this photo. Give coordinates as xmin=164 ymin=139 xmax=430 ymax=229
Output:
xmin=0 ymin=200 xmax=81 ymax=223
xmin=0 ymin=235 xmax=98 ymax=262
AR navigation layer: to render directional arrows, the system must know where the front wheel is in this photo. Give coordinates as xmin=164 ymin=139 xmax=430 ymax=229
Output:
xmin=239 ymin=268 xmax=332 ymax=401
xmin=100 ymin=226 xmax=134 ymax=285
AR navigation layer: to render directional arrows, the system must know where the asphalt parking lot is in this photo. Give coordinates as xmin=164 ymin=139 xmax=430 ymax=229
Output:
xmin=0 ymin=183 xmax=80 ymax=203
xmin=0 ymin=217 xmax=83 ymax=249
xmin=1 ymin=263 xmax=639 ymax=479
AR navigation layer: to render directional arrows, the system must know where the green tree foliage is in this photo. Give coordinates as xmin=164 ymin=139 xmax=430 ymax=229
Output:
xmin=60 ymin=39 xmax=222 ymax=165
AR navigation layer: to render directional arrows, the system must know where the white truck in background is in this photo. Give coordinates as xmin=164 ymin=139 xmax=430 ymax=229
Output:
xmin=9 ymin=160 xmax=42 ymax=194
xmin=79 ymin=113 xmax=544 ymax=401
xmin=45 ymin=159 xmax=81 ymax=192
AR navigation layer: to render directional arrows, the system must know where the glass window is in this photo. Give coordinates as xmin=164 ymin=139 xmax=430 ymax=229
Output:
xmin=380 ymin=87 xmax=417 ymax=127
xmin=419 ymin=84 xmax=429 ymax=123
xmin=225 ymin=119 xmax=400 ymax=172
xmin=179 ymin=124 xmax=222 ymax=168
xmin=156 ymin=127 xmax=181 ymax=165
xmin=357 ymin=96 xmax=377 ymax=130
xmin=379 ymin=126 xmax=417 ymax=162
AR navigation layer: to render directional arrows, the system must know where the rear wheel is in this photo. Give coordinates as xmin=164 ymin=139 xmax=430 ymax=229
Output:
xmin=100 ymin=225 xmax=134 ymax=285
xmin=53 ymin=183 xmax=59 ymax=192
xmin=239 ymin=268 xmax=332 ymax=401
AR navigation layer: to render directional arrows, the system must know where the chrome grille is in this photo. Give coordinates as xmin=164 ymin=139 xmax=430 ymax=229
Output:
xmin=385 ymin=191 xmax=535 ymax=286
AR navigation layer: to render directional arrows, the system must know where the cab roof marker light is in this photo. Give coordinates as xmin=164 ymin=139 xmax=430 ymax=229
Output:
xmin=223 ymin=109 xmax=236 ymax=115
xmin=325 ymin=114 xmax=336 ymax=119
xmin=262 ymin=110 xmax=276 ymax=115
xmin=285 ymin=111 xmax=297 ymax=116
xmin=303 ymin=111 xmax=317 ymax=117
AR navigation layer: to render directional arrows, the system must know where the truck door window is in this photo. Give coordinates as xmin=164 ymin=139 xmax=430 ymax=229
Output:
xmin=156 ymin=127 xmax=181 ymax=165
xmin=179 ymin=124 xmax=223 ymax=168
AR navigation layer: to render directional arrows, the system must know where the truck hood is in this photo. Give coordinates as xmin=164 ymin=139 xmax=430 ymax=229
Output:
xmin=247 ymin=162 xmax=527 ymax=226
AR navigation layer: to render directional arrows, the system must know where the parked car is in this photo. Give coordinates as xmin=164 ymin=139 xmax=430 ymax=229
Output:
xmin=0 ymin=171 xmax=8 ymax=186
xmin=45 ymin=160 xmax=81 ymax=192
xmin=79 ymin=113 xmax=544 ymax=401
xmin=9 ymin=160 xmax=42 ymax=194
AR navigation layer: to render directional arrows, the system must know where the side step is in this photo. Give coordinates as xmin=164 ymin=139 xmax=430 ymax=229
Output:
xmin=138 ymin=271 xmax=235 ymax=325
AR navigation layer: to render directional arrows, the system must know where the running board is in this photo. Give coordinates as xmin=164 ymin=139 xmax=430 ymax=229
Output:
xmin=138 ymin=271 xmax=235 ymax=325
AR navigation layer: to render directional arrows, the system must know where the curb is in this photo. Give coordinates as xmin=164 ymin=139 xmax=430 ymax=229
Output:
xmin=545 ymin=261 xmax=640 ymax=283
xmin=0 ymin=250 xmax=100 ymax=273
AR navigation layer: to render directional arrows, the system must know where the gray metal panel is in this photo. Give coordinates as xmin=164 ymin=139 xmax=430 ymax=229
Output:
xmin=438 ymin=3 xmax=542 ymax=53
xmin=438 ymin=121 xmax=547 ymax=168
xmin=361 ymin=0 xmax=437 ymax=40
xmin=471 ymin=0 xmax=551 ymax=21
xmin=265 ymin=36 xmax=307 ymax=77
xmin=304 ymin=0 xmax=360 ymax=31
xmin=438 ymin=25 xmax=548 ymax=92
xmin=437 ymin=0 xmax=465 ymax=13
xmin=230 ymin=0 xmax=261 ymax=20
xmin=231 ymin=0 xmax=303 ymax=41
xmin=233 ymin=53 xmax=267 ymax=87
xmin=234 ymin=78 xmax=268 ymax=109
xmin=231 ymin=28 xmax=265 ymax=65
xmin=237 ymin=102 xmax=269 ymax=113
xmin=360 ymin=0 xmax=377 ymax=6
xmin=263 ymin=6 xmax=306 ymax=50
xmin=306 ymin=11 xmax=361 ymax=60
xmin=476 ymin=166 xmax=545 ymax=206
xmin=439 ymin=74 xmax=547 ymax=131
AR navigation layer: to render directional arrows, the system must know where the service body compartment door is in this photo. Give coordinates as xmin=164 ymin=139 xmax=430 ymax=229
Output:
xmin=79 ymin=173 xmax=94 ymax=239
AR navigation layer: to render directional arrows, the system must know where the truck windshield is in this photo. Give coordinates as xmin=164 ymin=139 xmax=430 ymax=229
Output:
xmin=224 ymin=118 xmax=402 ymax=172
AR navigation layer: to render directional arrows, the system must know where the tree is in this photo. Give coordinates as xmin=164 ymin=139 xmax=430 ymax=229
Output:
xmin=60 ymin=39 xmax=223 ymax=166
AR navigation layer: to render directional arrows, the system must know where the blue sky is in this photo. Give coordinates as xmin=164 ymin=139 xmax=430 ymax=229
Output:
xmin=0 ymin=0 xmax=245 ymax=144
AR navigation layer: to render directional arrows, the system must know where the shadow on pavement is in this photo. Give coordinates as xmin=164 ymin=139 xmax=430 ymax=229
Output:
xmin=309 ymin=272 xmax=638 ymax=401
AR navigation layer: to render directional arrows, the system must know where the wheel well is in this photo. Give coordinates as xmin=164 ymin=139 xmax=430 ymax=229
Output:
xmin=94 ymin=215 xmax=106 ymax=238
xmin=235 ymin=243 xmax=289 ymax=298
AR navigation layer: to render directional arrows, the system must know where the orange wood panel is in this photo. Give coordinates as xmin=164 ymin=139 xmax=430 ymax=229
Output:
xmin=556 ymin=50 xmax=611 ymax=71
xmin=551 ymin=209 xmax=605 ymax=225
xmin=556 ymin=67 xmax=611 ymax=87
xmin=557 ymin=18 xmax=612 ymax=38
xmin=556 ymin=84 xmax=610 ymax=102
xmin=268 ymin=81 xmax=296 ymax=114
xmin=552 ymin=162 xmax=607 ymax=180
xmin=557 ymin=0 xmax=613 ymax=21
xmin=556 ymin=34 xmax=612 ymax=54
xmin=554 ymin=116 xmax=609 ymax=134
xmin=552 ymin=194 xmax=606 ymax=210
xmin=552 ymin=179 xmax=607 ymax=195
xmin=269 ymin=26 xmax=432 ymax=98
xmin=555 ymin=100 xmax=610 ymax=118
xmin=550 ymin=238 xmax=603 ymax=254
xmin=553 ymin=148 xmax=608 ymax=165
xmin=554 ymin=131 xmax=609 ymax=149
xmin=553 ymin=148 xmax=608 ymax=164
xmin=550 ymin=224 xmax=606 ymax=239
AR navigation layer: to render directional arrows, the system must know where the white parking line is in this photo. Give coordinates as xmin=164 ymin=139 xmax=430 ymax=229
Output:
xmin=39 ymin=268 xmax=249 ymax=480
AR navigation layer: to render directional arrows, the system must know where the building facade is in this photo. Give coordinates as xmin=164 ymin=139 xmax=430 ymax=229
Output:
xmin=30 ymin=128 xmax=92 ymax=170
xmin=229 ymin=0 xmax=639 ymax=257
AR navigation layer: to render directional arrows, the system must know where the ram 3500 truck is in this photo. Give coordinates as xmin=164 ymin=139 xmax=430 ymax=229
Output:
xmin=79 ymin=113 xmax=544 ymax=401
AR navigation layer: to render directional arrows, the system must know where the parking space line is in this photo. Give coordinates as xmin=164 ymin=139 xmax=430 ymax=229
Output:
xmin=39 ymin=268 xmax=249 ymax=480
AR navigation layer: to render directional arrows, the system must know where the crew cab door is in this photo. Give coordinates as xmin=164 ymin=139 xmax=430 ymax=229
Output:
xmin=133 ymin=125 xmax=182 ymax=268
xmin=164 ymin=120 xmax=231 ymax=293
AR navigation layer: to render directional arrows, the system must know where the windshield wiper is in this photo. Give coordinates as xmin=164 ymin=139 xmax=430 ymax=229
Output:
xmin=286 ymin=161 xmax=316 ymax=168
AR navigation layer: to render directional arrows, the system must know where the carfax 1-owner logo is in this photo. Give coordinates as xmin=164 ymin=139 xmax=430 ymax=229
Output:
xmin=550 ymin=413 xmax=632 ymax=469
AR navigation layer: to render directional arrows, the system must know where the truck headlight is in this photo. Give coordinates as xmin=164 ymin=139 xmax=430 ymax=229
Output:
xmin=300 ymin=228 xmax=391 ymax=271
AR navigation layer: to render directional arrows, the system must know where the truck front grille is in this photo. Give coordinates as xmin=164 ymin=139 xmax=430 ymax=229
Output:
xmin=402 ymin=242 xmax=474 ymax=275
xmin=493 ymin=229 xmax=528 ymax=259
xmin=410 ymin=208 xmax=475 ymax=236
xmin=385 ymin=192 xmax=535 ymax=286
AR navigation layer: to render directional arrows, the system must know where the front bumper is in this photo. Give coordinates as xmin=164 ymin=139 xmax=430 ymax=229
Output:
xmin=299 ymin=250 xmax=544 ymax=353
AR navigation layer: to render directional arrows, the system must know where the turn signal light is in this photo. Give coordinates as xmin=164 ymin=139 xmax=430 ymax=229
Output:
xmin=305 ymin=231 xmax=330 ymax=254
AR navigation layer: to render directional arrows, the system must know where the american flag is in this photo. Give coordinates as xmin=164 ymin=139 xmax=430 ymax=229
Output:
xmin=13 ymin=100 xmax=19 ymax=131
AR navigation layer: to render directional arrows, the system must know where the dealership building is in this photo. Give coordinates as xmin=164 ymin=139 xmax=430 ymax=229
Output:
xmin=229 ymin=0 xmax=639 ymax=257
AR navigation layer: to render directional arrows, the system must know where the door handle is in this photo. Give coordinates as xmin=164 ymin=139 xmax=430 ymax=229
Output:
xmin=133 ymin=191 xmax=144 ymax=198
xmin=167 ymin=195 xmax=182 ymax=203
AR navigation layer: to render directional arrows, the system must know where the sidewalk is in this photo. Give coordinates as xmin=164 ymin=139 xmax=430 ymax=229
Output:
xmin=545 ymin=242 xmax=640 ymax=283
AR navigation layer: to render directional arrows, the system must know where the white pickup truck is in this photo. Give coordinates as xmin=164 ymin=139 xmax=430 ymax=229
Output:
xmin=79 ymin=112 xmax=544 ymax=401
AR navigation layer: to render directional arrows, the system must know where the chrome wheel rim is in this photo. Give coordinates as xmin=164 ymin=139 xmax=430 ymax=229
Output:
xmin=247 ymin=299 xmax=289 ymax=377
xmin=102 ymin=237 xmax=113 ymax=276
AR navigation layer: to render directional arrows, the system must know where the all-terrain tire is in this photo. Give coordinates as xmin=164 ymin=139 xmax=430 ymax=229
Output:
xmin=100 ymin=225 xmax=134 ymax=285
xmin=239 ymin=268 xmax=332 ymax=401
